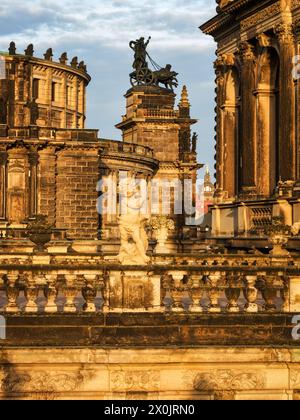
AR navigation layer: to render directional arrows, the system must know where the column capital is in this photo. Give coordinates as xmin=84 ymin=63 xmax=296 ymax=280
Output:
xmin=275 ymin=23 xmax=294 ymax=43
xmin=238 ymin=41 xmax=256 ymax=62
xmin=28 ymin=151 xmax=39 ymax=166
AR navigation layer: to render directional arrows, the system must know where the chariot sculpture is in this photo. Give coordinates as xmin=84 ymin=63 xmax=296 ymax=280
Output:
xmin=129 ymin=37 xmax=178 ymax=91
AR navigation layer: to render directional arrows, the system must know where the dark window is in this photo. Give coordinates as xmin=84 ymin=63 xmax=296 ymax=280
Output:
xmin=32 ymin=78 xmax=39 ymax=99
xmin=66 ymin=85 xmax=70 ymax=106
xmin=51 ymin=82 xmax=56 ymax=102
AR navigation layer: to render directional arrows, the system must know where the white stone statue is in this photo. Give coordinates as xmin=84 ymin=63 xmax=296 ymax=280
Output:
xmin=117 ymin=176 xmax=150 ymax=265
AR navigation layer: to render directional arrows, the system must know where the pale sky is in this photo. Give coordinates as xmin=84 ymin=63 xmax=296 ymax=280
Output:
xmin=0 ymin=0 xmax=217 ymax=174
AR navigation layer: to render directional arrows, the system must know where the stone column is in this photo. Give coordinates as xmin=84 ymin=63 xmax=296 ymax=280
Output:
xmin=293 ymin=22 xmax=300 ymax=183
xmin=213 ymin=56 xmax=226 ymax=199
xmin=0 ymin=149 xmax=7 ymax=220
xmin=238 ymin=42 xmax=257 ymax=198
xmin=220 ymin=54 xmax=239 ymax=200
xmin=275 ymin=23 xmax=296 ymax=181
xmin=255 ymin=88 xmax=277 ymax=196
xmin=28 ymin=149 xmax=39 ymax=218
xmin=222 ymin=103 xmax=239 ymax=199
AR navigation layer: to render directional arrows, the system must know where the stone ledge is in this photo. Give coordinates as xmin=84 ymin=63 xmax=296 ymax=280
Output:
xmin=1 ymin=314 xmax=300 ymax=348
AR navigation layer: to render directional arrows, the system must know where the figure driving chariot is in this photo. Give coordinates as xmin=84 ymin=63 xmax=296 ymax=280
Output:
xmin=129 ymin=36 xmax=178 ymax=91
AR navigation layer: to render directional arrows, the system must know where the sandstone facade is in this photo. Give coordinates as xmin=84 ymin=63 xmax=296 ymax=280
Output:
xmin=0 ymin=0 xmax=300 ymax=401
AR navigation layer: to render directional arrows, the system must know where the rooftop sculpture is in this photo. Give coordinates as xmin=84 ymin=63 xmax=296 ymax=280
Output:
xmin=129 ymin=36 xmax=178 ymax=91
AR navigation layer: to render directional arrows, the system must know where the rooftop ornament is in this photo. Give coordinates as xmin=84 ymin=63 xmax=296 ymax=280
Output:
xmin=8 ymin=41 xmax=16 ymax=55
xmin=129 ymin=36 xmax=178 ymax=91
xmin=24 ymin=44 xmax=34 ymax=57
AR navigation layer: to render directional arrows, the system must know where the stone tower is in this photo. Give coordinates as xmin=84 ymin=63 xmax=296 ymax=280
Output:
xmin=116 ymin=85 xmax=202 ymax=236
xmin=0 ymin=44 xmax=90 ymax=129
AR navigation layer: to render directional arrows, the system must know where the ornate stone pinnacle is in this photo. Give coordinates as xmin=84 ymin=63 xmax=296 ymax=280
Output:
xmin=179 ymin=85 xmax=190 ymax=108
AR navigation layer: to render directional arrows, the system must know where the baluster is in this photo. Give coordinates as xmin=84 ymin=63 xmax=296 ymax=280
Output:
xmin=171 ymin=273 xmax=185 ymax=312
xmin=64 ymin=275 xmax=78 ymax=313
xmin=44 ymin=274 xmax=58 ymax=313
xmin=0 ymin=275 xmax=4 ymax=312
xmin=5 ymin=274 xmax=20 ymax=313
xmin=82 ymin=275 xmax=97 ymax=313
xmin=280 ymin=276 xmax=290 ymax=312
xmin=207 ymin=273 xmax=222 ymax=313
xmin=24 ymin=274 xmax=39 ymax=313
xmin=260 ymin=276 xmax=277 ymax=312
xmin=243 ymin=275 xmax=258 ymax=313
xmin=225 ymin=273 xmax=241 ymax=313
xmin=189 ymin=275 xmax=203 ymax=313
xmin=100 ymin=273 xmax=110 ymax=313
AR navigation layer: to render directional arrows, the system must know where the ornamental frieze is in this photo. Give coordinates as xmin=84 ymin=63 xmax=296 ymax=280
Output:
xmin=183 ymin=370 xmax=266 ymax=391
xmin=241 ymin=3 xmax=281 ymax=31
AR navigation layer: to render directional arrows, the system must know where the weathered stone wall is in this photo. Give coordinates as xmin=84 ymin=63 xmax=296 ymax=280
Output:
xmin=56 ymin=148 xmax=99 ymax=239
xmin=0 ymin=347 xmax=300 ymax=400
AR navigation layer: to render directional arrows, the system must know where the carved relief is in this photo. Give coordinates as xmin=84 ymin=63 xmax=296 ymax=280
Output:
xmin=241 ymin=4 xmax=281 ymax=31
xmin=111 ymin=370 xmax=160 ymax=392
xmin=183 ymin=370 xmax=266 ymax=391
xmin=0 ymin=369 xmax=90 ymax=394
xmin=291 ymin=370 xmax=300 ymax=388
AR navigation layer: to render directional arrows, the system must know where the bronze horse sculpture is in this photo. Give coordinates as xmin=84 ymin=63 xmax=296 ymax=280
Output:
xmin=152 ymin=65 xmax=178 ymax=91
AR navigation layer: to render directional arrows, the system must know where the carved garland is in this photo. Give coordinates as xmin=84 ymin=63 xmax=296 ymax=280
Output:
xmin=240 ymin=3 xmax=281 ymax=31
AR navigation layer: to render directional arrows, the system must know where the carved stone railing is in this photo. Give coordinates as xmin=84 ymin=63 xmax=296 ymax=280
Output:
xmin=0 ymin=268 xmax=296 ymax=315
xmin=144 ymin=109 xmax=179 ymax=119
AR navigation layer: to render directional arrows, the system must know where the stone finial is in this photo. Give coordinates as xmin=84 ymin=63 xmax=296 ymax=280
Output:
xmin=179 ymin=85 xmax=190 ymax=108
xmin=44 ymin=48 xmax=53 ymax=61
xmin=24 ymin=44 xmax=34 ymax=57
xmin=71 ymin=57 xmax=78 ymax=68
xmin=59 ymin=52 xmax=68 ymax=65
xmin=78 ymin=61 xmax=87 ymax=72
xmin=8 ymin=41 xmax=16 ymax=55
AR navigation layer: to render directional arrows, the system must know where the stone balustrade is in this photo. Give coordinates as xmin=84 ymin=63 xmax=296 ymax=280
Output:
xmin=0 ymin=269 xmax=296 ymax=315
xmin=144 ymin=109 xmax=179 ymax=119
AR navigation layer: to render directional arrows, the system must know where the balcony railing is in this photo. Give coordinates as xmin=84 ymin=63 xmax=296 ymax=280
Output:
xmin=0 ymin=269 xmax=292 ymax=315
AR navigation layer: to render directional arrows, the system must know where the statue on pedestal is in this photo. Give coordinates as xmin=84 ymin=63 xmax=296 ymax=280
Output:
xmin=129 ymin=36 xmax=178 ymax=91
xmin=117 ymin=176 xmax=150 ymax=265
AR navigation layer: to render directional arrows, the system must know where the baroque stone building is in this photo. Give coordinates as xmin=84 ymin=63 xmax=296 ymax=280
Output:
xmin=201 ymin=0 xmax=300 ymax=238
xmin=0 ymin=0 xmax=300 ymax=401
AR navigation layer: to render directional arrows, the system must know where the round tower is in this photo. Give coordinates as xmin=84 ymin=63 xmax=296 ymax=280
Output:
xmin=0 ymin=42 xmax=91 ymax=129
